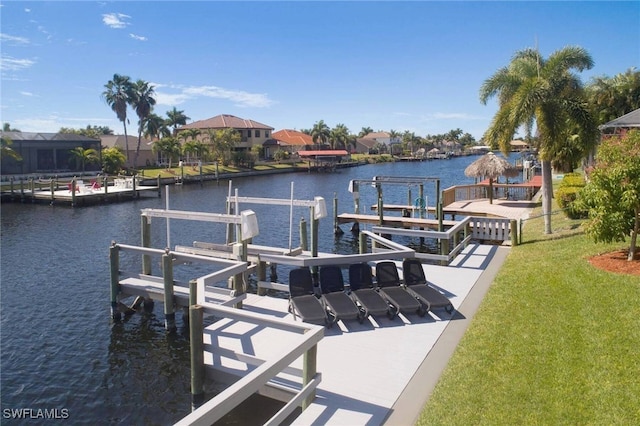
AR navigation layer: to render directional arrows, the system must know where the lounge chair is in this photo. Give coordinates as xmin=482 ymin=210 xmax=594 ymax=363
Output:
xmin=319 ymin=265 xmax=365 ymax=324
xmin=288 ymin=268 xmax=331 ymax=327
xmin=348 ymin=263 xmax=396 ymax=319
xmin=375 ymin=261 xmax=426 ymax=317
xmin=402 ymin=258 xmax=454 ymax=314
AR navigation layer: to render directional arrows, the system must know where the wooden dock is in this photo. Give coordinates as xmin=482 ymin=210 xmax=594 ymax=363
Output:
xmin=336 ymin=213 xmax=458 ymax=229
xmin=1 ymin=179 xmax=159 ymax=206
xmin=370 ymin=203 xmax=497 ymax=218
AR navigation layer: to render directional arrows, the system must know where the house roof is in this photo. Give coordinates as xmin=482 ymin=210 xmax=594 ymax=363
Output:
xmin=356 ymin=138 xmax=378 ymax=148
xmin=271 ymin=129 xmax=314 ymax=146
xmin=101 ymin=135 xmax=154 ymax=151
xmin=599 ymin=108 xmax=640 ymax=129
xmin=180 ymin=114 xmax=273 ymax=130
xmin=365 ymin=131 xmax=390 ymax=139
xmin=1 ymin=131 xmax=99 ymax=142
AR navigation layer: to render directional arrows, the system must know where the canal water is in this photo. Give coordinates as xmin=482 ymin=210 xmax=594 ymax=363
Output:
xmin=0 ymin=156 xmax=517 ymax=424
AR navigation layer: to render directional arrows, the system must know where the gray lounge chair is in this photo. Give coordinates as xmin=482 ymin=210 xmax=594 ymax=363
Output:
xmin=319 ymin=265 xmax=365 ymax=324
xmin=375 ymin=261 xmax=426 ymax=317
xmin=348 ymin=263 xmax=396 ymax=319
xmin=402 ymin=258 xmax=454 ymax=314
xmin=289 ymin=268 xmax=331 ymax=327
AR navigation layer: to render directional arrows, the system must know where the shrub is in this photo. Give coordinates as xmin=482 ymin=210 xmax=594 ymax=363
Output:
xmin=556 ymin=173 xmax=588 ymax=219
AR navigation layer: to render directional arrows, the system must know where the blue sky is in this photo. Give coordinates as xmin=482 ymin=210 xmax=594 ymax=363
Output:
xmin=1 ymin=1 xmax=639 ymax=140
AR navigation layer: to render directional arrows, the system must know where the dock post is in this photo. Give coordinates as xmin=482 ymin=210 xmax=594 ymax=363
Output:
xmin=435 ymin=180 xmax=441 ymax=218
xmin=407 ymin=188 xmax=412 ymax=213
xmin=132 ymin=174 xmax=138 ymax=198
xmin=376 ymin=184 xmax=384 ymax=225
xmin=109 ymin=242 xmax=121 ymax=321
xmin=310 ymin=206 xmax=319 ymax=283
xmin=157 ymin=175 xmax=161 ymax=197
xmin=141 ymin=215 xmax=152 ymax=275
xmin=10 ymin=177 xmax=14 ymax=199
xmin=333 ymin=193 xmax=343 ymax=235
xmin=231 ymin=242 xmax=245 ymax=309
xmin=302 ymin=344 xmax=318 ymax=410
xmin=162 ymin=250 xmax=177 ymax=332
xmin=352 ymin=181 xmax=360 ymax=214
xmin=189 ymin=304 xmax=205 ymax=410
xmin=437 ymin=200 xmax=444 ymax=232
xmin=359 ymin=231 xmax=367 ymax=254
xmin=257 ymin=262 xmax=267 ymax=296
xmin=299 ymin=217 xmax=308 ymax=251
xmin=510 ymin=219 xmax=518 ymax=246
xmin=49 ymin=178 xmax=55 ymax=204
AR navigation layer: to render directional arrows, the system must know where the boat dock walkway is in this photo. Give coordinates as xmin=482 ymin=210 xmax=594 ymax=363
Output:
xmin=204 ymin=243 xmax=508 ymax=425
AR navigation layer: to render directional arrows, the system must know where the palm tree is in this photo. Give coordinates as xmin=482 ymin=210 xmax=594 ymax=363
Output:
xmin=586 ymin=67 xmax=640 ymax=124
xmin=143 ymin=113 xmax=170 ymax=141
xmin=358 ymin=127 xmax=373 ymax=138
xmin=182 ymin=141 xmax=209 ymax=164
xmin=102 ymin=74 xmax=132 ymax=162
xmin=129 ymin=79 xmax=156 ymax=168
xmin=178 ymin=128 xmax=201 ymax=144
xmin=205 ymin=128 xmax=239 ymax=165
xmin=101 ymin=146 xmax=126 ymax=175
xmin=480 ymin=46 xmax=597 ymax=234
xmin=1 ymin=135 xmax=22 ymax=162
xmin=330 ymin=123 xmax=350 ymax=150
xmin=69 ymin=147 xmax=100 ymax=172
xmin=166 ymin=107 xmax=190 ymax=135
xmin=152 ymin=137 xmax=181 ymax=168
xmin=311 ymin=120 xmax=330 ymax=148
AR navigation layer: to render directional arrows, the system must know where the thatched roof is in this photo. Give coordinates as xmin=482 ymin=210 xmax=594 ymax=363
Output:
xmin=464 ymin=152 xmax=519 ymax=179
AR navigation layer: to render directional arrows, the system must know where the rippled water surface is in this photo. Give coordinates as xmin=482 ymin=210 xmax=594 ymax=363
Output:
xmin=1 ymin=157 xmax=512 ymax=424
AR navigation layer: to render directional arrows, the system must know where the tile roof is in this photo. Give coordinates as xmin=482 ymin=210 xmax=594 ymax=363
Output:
xmin=356 ymin=137 xmax=378 ymax=148
xmin=365 ymin=131 xmax=390 ymax=139
xmin=298 ymin=150 xmax=349 ymax=156
xmin=271 ymin=129 xmax=314 ymax=146
xmin=180 ymin=114 xmax=273 ymax=130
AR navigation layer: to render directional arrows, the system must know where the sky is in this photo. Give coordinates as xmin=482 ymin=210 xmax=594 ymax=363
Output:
xmin=1 ymin=1 xmax=639 ymax=141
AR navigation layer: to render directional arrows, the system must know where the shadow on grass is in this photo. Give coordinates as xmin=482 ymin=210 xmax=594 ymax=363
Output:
xmin=521 ymin=228 xmax=586 ymax=245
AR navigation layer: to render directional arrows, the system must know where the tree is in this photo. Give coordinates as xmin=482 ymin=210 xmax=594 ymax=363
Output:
xmin=165 ymin=107 xmax=190 ymax=135
xmin=205 ymin=128 xmax=239 ymax=165
xmin=586 ymin=67 xmax=640 ymax=124
xmin=1 ymin=135 xmax=22 ymax=162
xmin=182 ymin=140 xmax=209 ymax=164
xmin=311 ymin=120 xmax=330 ymax=147
xmin=358 ymin=127 xmax=373 ymax=137
xmin=143 ymin=113 xmax=170 ymax=141
xmin=3 ymin=123 xmax=20 ymax=132
xmin=480 ymin=46 xmax=597 ymax=234
xmin=152 ymin=137 xmax=181 ymax=168
xmin=129 ymin=79 xmax=156 ymax=168
xmin=330 ymin=123 xmax=350 ymax=150
xmin=102 ymin=74 xmax=132 ymax=162
xmin=69 ymin=147 xmax=99 ymax=172
xmin=101 ymin=147 xmax=126 ymax=175
xmin=579 ymin=130 xmax=640 ymax=261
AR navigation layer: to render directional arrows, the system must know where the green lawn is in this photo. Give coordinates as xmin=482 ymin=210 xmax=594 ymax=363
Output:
xmin=418 ymin=201 xmax=640 ymax=425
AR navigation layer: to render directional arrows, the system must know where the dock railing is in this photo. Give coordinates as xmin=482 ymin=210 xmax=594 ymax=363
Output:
xmin=442 ymin=183 xmax=535 ymax=206
xmin=110 ymin=243 xmax=324 ymax=425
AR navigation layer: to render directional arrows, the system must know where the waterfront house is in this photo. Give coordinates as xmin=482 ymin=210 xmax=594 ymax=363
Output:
xmin=266 ymin=129 xmax=314 ymax=159
xmin=0 ymin=131 xmax=101 ymax=175
xmin=178 ymin=114 xmax=274 ymax=153
xmin=354 ymin=137 xmax=378 ymax=154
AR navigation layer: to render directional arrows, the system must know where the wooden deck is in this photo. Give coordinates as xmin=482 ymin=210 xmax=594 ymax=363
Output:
xmin=336 ymin=213 xmax=458 ymax=229
xmin=2 ymin=184 xmax=159 ymax=205
xmin=192 ymin=244 xmax=502 ymax=424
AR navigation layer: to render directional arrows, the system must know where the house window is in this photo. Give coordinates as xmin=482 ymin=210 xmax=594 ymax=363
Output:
xmin=255 ymin=130 xmax=260 ymax=138
xmin=265 ymin=131 xmax=270 ymax=138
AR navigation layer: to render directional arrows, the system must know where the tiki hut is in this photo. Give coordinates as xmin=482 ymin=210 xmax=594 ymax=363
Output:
xmin=464 ymin=152 xmax=519 ymax=204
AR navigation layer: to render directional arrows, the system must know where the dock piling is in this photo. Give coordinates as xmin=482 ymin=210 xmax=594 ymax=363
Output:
xmin=109 ymin=242 xmax=121 ymax=321
xmin=162 ymin=250 xmax=177 ymax=332
xmin=189 ymin=304 xmax=205 ymax=410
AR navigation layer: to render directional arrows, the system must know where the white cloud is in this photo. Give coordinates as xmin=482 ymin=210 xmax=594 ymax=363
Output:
xmin=129 ymin=33 xmax=147 ymax=41
xmin=183 ymin=85 xmax=274 ymax=108
xmin=0 ymin=33 xmax=30 ymax=44
xmin=154 ymin=91 xmax=190 ymax=106
xmin=102 ymin=13 xmax=131 ymax=29
xmin=0 ymin=56 xmax=36 ymax=71
xmin=431 ymin=112 xmax=481 ymax=120
xmin=20 ymin=91 xmax=36 ymax=97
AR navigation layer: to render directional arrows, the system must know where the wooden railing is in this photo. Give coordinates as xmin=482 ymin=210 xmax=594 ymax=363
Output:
xmin=442 ymin=183 xmax=536 ymax=206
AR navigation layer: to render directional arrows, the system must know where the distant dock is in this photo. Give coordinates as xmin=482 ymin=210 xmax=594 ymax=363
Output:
xmin=1 ymin=176 xmax=160 ymax=206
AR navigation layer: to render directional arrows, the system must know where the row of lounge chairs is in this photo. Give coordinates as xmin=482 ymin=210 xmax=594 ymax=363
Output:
xmin=288 ymin=259 xmax=454 ymax=328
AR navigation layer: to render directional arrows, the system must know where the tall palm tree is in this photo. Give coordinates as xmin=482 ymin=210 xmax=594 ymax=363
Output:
xmin=480 ymin=46 xmax=597 ymax=234
xmin=205 ymin=128 xmax=239 ymax=165
xmin=182 ymin=141 xmax=209 ymax=164
xmin=129 ymin=79 xmax=156 ymax=168
xmin=166 ymin=107 xmax=190 ymax=135
xmin=1 ymin=135 xmax=22 ymax=162
xmin=586 ymin=67 xmax=640 ymax=124
xmin=143 ymin=113 xmax=170 ymax=141
xmin=102 ymin=74 xmax=132 ymax=162
xmin=311 ymin=120 xmax=330 ymax=148
xmin=178 ymin=128 xmax=201 ymax=143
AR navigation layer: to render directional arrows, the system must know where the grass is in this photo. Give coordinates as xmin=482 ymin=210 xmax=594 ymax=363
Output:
xmin=417 ymin=199 xmax=640 ymax=425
